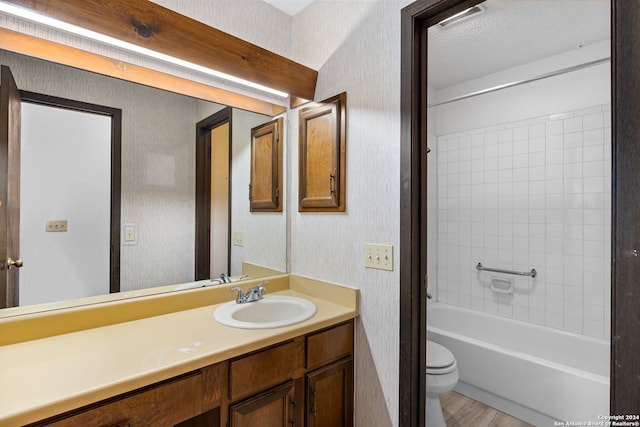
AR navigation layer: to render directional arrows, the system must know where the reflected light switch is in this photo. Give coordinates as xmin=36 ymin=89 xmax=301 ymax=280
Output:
xmin=46 ymin=220 xmax=67 ymax=232
xmin=123 ymin=224 xmax=138 ymax=245
xmin=233 ymin=231 xmax=244 ymax=247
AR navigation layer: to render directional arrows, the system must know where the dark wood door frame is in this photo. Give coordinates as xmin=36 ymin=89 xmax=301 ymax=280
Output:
xmin=195 ymin=107 xmax=232 ymax=280
xmin=400 ymin=0 xmax=640 ymax=425
xmin=19 ymin=91 xmax=122 ymax=294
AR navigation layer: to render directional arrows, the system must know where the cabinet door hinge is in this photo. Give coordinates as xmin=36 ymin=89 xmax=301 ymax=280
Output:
xmin=275 ymin=188 xmax=280 ymax=200
xmin=289 ymin=398 xmax=296 ymax=425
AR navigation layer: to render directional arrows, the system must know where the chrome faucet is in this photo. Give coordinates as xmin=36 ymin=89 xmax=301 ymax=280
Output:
xmin=218 ymin=273 xmax=248 ymax=284
xmin=230 ymin=281 xmax=268 ymax=304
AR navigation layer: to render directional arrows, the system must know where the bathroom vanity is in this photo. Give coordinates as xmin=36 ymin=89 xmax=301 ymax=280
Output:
xmin=0 ymin=275 xmax=358 ymax=426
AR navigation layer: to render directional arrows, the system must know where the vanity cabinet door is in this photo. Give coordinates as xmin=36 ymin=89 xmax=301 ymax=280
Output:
xmin=306 ymin=358 xmax=353 ymax=427
xmin=229 ymin=380 xmax=301 ymax=427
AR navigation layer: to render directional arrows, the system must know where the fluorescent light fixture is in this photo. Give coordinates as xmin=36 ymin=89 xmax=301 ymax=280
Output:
xmin=438 ymin=4 xmax=486 ymax=28
xmin=0 ymin=1 xmax=289 ymax=98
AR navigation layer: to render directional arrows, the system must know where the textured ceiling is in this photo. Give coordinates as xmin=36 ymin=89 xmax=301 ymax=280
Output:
xmin=428 ymin=0 xmax=610 ymax=89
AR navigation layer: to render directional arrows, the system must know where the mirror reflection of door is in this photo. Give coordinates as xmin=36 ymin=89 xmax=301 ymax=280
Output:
xmin=19 ymin=97 xmax=121 ymax=306
xmin=0 ymin=65 xmax=21 ymax=308
xmin=0 ymin=64 xmax=122 ymax=309
xmin=210 ymin=121 xmax=230 ymax=278
xmin=195 ymin=107 xmax=282 ymax=281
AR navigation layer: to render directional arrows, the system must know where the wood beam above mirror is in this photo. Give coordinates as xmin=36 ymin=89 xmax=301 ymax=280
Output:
xmin=0 ymin=28 xmax=286 ymax=116
xmin=4 ymin=0 xmax=318 ymax=101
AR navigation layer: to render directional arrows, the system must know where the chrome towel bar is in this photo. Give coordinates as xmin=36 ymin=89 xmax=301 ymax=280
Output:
xmin=476 ymin=262 xmax=537 ymax=278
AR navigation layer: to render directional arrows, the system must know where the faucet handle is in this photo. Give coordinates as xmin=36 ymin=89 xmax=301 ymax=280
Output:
xmin=230 ymin=286 xmax=246 ymax=303
xmin=253 ymin=280 xmax=268 ymax=296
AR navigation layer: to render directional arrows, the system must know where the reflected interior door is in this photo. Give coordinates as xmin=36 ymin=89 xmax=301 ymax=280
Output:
xmin=0 ymin=65 xmax=21 ymax=308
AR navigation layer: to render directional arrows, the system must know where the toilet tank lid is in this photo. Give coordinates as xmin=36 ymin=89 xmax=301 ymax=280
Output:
xmin=426 ymin=340 xmax=455 ymax=368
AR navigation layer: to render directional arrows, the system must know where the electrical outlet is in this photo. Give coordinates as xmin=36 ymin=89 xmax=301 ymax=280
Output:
xmin=365 ymin=243 xmax=393 ymax=271
xmin=46 ymin=220 xmax=67 ymax=232
xmin=233 ymin=231 xmax=244 ymax=247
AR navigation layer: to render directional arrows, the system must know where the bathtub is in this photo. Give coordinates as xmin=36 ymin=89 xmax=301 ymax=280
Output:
xmin=427 ymin=302 xmax=609 ymax=425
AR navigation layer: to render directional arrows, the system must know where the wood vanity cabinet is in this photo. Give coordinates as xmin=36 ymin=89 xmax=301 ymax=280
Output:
xmin=228 ymin=320 xmax=353 ymax=427
xmin=29 ymin=362 xmax=228 ymax=427
xmin=229 ymin=379 xmax=301 ymax=426
xmin=306 ymin=358 xmax=353 ymax=427
xmin=30 ymin=321 xmax=353 ymax=427
xmin=305 ymin=321 xmax=354 ymax=427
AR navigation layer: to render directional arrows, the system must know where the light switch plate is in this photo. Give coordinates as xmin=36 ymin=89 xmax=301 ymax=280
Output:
xmin=233 ymin=231 xmax=244 ymax=247
xmin=365 ymin=243 xmax=393 ymax=271
xmin=122 ymin=224 xmax=138 ymax=245
xmin=46 ymin=220 xmax=67 ymax=232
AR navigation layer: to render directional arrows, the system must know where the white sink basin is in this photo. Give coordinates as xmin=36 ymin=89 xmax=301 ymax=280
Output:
xmin=213 ymin=295 xmax=316 ymax=329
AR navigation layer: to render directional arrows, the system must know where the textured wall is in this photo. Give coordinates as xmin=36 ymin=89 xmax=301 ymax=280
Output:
xmin=291 ymin=2 xmax=412 ymax=425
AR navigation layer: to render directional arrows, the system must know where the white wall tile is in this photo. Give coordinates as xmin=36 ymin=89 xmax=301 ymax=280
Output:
xmin=434 ymin=103 xmax=611 ymax=338
xmin=564 ymin=117 xmax=583 ymax=133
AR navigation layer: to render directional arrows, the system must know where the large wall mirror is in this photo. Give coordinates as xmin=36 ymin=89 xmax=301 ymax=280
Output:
xmin=0 ymin=47 xmax=288 ymax=317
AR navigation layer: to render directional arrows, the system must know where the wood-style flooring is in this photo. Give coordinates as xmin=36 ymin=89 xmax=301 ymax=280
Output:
xmin=440 ymin=391 xmax=534 ymax=427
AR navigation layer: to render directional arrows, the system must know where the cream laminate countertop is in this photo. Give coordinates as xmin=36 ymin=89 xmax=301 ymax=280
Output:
xmin=0 ymin=277 xmax=358 ymax=426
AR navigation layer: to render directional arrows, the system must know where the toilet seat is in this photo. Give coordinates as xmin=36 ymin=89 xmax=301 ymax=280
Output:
xmin=427 ymin=340 xmax=457 ymax=375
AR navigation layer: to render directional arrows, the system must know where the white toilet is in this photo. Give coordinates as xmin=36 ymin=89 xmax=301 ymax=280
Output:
xmin=426 ymin=340 xmax=459 ymax=427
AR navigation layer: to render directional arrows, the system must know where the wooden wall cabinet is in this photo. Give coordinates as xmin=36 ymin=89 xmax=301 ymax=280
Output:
xmin=298 ymin=93 xmax=347 ymax=212
xmin=31 ymin=321 xmax=354 ymax=427
xmin=250 ymin=117 xmax=283 ymax=212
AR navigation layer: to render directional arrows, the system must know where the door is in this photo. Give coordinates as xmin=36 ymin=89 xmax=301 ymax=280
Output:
xmin=195 ymin=107 xmax=232 ymax=280
xmin=20 ymin=101 xmax=113 ymax=305
xmin=306 ymin=358 xmax=353 ymax=427
xmin=230 ymin=380 xmax=298 ymax=427
xmin=0 ymin=65 xmax=21 ymax=308
xmin=210 ymin=121 xmax=230 ymax=278
xmin=250 ymin=118 xmax=283 ymax=212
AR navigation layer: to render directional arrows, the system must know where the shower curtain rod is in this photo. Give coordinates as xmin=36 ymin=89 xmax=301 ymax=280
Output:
xmin=428 ymin=57 xmax=610 ymax=108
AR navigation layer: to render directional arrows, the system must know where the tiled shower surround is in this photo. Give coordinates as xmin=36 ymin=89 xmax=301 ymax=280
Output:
xmin=433 ymin=104 xmax=611 ymax=340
